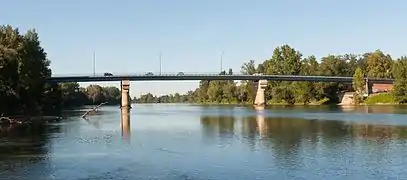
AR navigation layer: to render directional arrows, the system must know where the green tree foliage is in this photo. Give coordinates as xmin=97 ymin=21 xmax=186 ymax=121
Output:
xmin=59 ymin=83 xmax=122 ymax=107
xmin=2 ymin=25 xmax=404 ymax=110
xmin=241 ymin=60 xmax=257 ymax=75
xmin=136 ymin=45 xmax=406 ymax=105
xmin=134 ymin=92 xmax=191 ymax=103
xmin=364 ymin=50 xmax=393 ymax=78
xmin=261 ymin=45 xmax=303 ymax=104
xmin=392 ymin=56 xmax=407 ymax=103
xmin=0 ymin=25 xmax=128 ymax=116
xmin=352 ymin=68 xmax=365 ymax=104
xmin=0 ymin=25 xmax=53 ymax=115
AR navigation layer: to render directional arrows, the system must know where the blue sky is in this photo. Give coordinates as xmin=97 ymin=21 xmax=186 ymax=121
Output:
xmin=2 ymin=0 xmax=407 ymax=97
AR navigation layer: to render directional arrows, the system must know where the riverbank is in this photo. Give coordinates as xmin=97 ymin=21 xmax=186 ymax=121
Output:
xmin=0 ymin=103 xmax=115 ymax=128
xmin=133 ymin=94 xmax=407 ymax=106
xmin=134 ymin=98 xmax=334 ymax=106
xmin=363 ymin=93 xmax=402 ymax=105
xmin=0 ymin=116 xmax=63 ymax=125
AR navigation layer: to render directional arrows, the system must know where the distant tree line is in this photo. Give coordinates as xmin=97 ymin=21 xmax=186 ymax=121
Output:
xmin=133 ymin=92 xmax=192 ymax=104
xmin=135 ymin=45 xmax=407 ymax=104
xmin=58 ymin=82 xmax=122 ymax=107
xmin=0 ymin=25 xmax=122 ymax=116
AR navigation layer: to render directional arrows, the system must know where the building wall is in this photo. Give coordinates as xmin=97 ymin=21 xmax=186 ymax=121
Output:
xmin=372 ymin=84 xmax=393 ymax=93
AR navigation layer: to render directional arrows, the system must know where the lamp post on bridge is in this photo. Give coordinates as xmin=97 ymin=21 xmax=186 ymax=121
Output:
xmin=220 ymin=51 xmax=224 ymax=74
xmin=159 ymin=52 xmax=162 ymax=75
xmin=93 ymin=51 xmax=96 ymax=77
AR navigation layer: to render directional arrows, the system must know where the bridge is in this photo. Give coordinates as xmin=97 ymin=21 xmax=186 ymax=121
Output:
xmin=47 ymin=73 xmax=395 ymax=108
xmin=48 ymin=73 xmax=394 ymax=83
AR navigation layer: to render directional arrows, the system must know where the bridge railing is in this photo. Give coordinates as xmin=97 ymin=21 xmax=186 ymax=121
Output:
xmin=51 ymin=72 xmax=348 ymax=77
xmin=51 ymin=72 xmax=251 ymax=77
xmin=50 ymin=72 xmax=394 ymax=82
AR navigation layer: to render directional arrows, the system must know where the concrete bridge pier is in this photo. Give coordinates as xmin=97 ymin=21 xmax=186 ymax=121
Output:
xmin=365 ymin=79 xmax=373 ymax=96
xmin=121 ymin=80 xmax=131 ymax=109
xmin=120 ymin=80 xmax=131 ymax=142
xmin=254 ymin=79 xmax=268 ymax=107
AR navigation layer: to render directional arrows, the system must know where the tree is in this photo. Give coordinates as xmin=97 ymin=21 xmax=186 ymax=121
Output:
xmin=343 ymin=54 xmax=362 ymax=76
xmin=318 ymin=55 xmax=350 ymax=103
xmin=352 ymin=68 xmax=365 ymax=104
xmin=240 ymin=61 xmax=258 ymax=103
xmin=207 ymin=81 xmax=222 ymax=102
xmin=263 ymin=45 xmax=302 ymax=75
xmin=392 ymin=56 xmax=407 ymax=103
xmin=196 ymin=80 xmax=210 ymax=103
xmin=41 ymin=82 xmax=62 ymax=115
xmin=241 ymin=60 xmax=257 ymax=75
xmin=174 ymin=93 xmax=181 ymax=102
xmin=364 ymin=50 xmax=393 ymax=78
xmin=262 ymin=45 xmax=303 ymax=103
xmin=1 ymin=25 xmax=128 ymax=116
xmin=131 ymin=45 xmax=399 ymax=106
xmin=294 ymin=55 xmax=319 ymax=104
xmin=102 ymin=86 xmax=121 ymax=104
xmin=0 ymin=25 xmax=52 ymax=115
xmin=86 ymin=85 xmax=105 ymax=104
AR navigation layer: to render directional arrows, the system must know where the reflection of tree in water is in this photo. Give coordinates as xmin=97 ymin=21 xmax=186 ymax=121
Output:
xmin=242 ymin=116 xmax=407 ymax=151
xmin=251 ymin=116 xmax=323 ymax=168
xmin=200 ymin=116 xmax=235 ymax=143
xmin=347 ymin=123 xmax=407 ymax=140
xmin=340 ymin=105 xmax=407 ymax=114
xmin=241 ymin=117 xmax=259 ymax=148
xmin=317 ymin=119 xmax=351 ymax=146
xmin=201 ymin=113 xmax=407 ymax=169
xmin=0 ymin=123 xmax=60 ymax=175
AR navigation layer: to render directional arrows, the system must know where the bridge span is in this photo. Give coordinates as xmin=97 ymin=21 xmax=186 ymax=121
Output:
xmin=47 ymin=73 xmax=394 ymax=84
xmin=47 ymin=73 xmax=394 ymax=108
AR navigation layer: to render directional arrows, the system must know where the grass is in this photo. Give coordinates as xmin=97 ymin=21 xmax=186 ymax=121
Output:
xmin=364 ymin=93 xmax=397 ymax=105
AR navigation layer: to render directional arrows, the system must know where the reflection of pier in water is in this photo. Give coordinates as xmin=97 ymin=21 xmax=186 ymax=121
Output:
xmin=121 ymin=107 xmax=131 ymax=142
xmin=200 ymin=110 xmax=407 ymax=152
xmin=256 ymin=110 xmax=267 ymax=137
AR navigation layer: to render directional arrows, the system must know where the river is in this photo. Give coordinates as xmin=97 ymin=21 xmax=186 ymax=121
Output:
xmin=1 ymin=104 xmax=407 ymax=180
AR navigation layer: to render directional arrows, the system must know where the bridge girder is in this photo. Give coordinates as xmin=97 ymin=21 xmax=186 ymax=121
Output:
xmin=47 ymin=75 xmax=394 ymax=84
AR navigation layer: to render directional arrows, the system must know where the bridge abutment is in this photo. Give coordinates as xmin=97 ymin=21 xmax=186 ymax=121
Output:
xmin=254 ymin=79 xmax=267 ymax=107
xmin=365 ymin=80 xmax=373 ymax=96
xmin=121 ymin=80 xmax=131 ymax=109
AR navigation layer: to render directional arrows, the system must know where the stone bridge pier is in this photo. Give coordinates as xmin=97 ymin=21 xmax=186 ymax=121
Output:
xmin=254 ymin=79 xmax=268 ymax=107
xmin=365 ymin=79 xmax=373 ymax=96
xmin=120 ymin=80 xmax=131 ymax=109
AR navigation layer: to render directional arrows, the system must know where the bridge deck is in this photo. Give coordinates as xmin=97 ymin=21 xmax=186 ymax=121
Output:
xmin=47 ymin=74 xmax=394 ymax=84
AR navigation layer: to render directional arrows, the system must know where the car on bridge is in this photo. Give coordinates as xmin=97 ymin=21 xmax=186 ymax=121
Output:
xmin=177 ymin=72 xmax=184 ymax=76
xmin=145 ymin=72 xmax=154 ymax=76
xmin=104 ymin=72 xmax=113 ymax=76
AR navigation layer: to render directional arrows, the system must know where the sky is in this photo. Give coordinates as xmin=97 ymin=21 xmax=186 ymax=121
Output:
xmin=2 ymin=0 xmax=407 ymax=97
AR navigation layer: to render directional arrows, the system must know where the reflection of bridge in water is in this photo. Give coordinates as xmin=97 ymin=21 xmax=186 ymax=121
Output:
xmin=200 ymin=110 xmax=407 ymax=153
xmin=120 ymin=106 xmax=407 ymax=146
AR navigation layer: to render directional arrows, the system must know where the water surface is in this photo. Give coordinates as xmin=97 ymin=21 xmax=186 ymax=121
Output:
xmin=1 ymin=105 xmax=407 ymax=180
